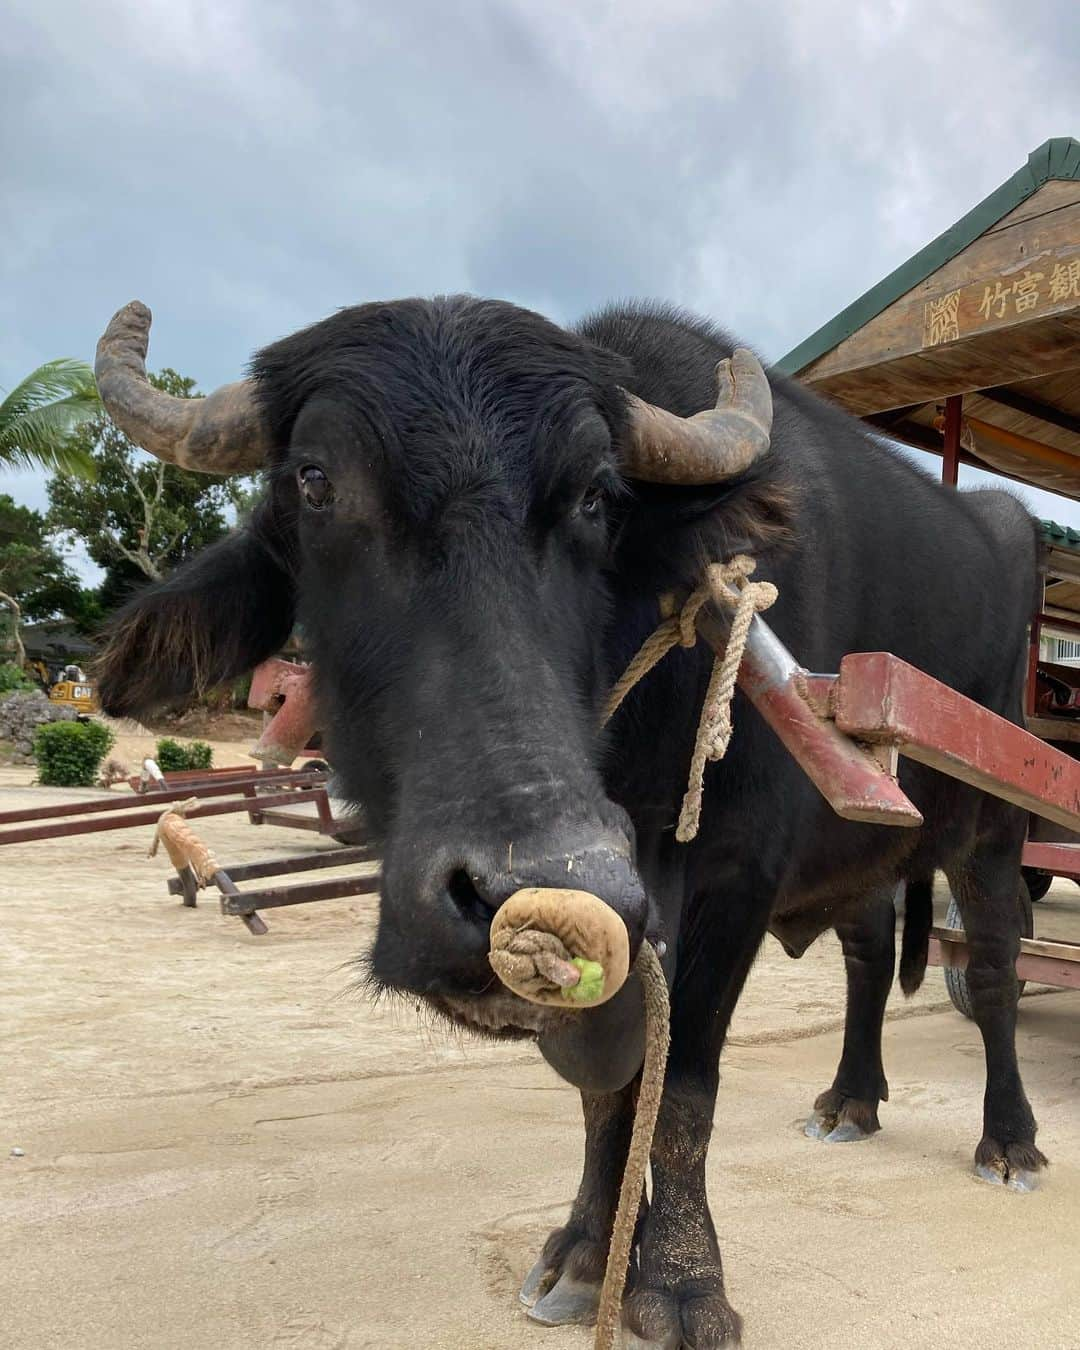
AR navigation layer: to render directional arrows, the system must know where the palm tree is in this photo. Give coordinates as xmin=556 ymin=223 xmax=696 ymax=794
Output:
xmin=0 ymin=358 xmax=100 ymax=478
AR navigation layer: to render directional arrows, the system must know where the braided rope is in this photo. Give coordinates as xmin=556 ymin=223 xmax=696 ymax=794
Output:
xmin=593 ymin=942 xmax=670 ymax=1350
xmin=676 ymin=560 xmax=776 ymax=840
xmin=603 ymin=555 xmax=777 ymax=843
xmin=488 ymin=926 xmax=584 ymax=997
xmin=602 ymin=584 xmax=714 ymax=725
xmin=148 ymin=797 xmax=220 ymax=885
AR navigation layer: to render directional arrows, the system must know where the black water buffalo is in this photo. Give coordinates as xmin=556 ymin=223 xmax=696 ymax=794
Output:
xmin=94 ymin=296 xmax=1044 ymax=1347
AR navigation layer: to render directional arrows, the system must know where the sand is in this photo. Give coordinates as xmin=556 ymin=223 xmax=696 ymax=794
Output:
xmin=2 ymin=735 xmax=1078 ymax=1349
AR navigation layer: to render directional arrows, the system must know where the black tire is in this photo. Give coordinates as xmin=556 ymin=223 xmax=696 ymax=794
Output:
xmin=1021 ymin=867 xmax=1053 ymax=902
xmin=943 ymin=877 xmax=1033 ymax=1019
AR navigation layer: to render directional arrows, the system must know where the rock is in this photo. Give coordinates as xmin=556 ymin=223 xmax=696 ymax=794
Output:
xmin=0 ymin=691 xmax=78 ymax=763
xmin=10 ymin=1147 xmax=25 ymax=1158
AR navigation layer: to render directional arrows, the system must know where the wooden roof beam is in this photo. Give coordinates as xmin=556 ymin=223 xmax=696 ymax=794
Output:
xmin=977 ymin=385 xmax=1080 ymax=439
xmin=864 ymin=403 xmax=929 ymax=432
xmin=966 ymin=416 xmax=1080 ymax=473
xmin=873 ymin=418 xmax=1080 ymax=500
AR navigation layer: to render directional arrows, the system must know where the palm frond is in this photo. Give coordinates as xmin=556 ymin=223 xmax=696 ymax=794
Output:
xmin=0 ymin=397 xmax=99 ymax=478
xmin=0 ymin=359 xmax=101 ymax=480
xmin=0 ymin=359 xmax=99 ymax=424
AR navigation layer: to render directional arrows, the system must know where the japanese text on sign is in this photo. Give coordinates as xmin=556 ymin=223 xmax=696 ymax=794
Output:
xmin=922 ymin=252 xmax=1080 ymax=348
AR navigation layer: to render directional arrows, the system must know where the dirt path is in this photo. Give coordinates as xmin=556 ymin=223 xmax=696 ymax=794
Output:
xmin=2 ymin=752 xmax=1078 ymax=1348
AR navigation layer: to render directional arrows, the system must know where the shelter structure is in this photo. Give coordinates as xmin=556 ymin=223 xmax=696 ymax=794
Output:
xmin=779 ymin=137 xmax=1080 ymax=732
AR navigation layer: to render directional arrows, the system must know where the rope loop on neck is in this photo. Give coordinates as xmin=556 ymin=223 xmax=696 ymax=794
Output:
xmin=602 ymin=555 xmax=777 ymax=842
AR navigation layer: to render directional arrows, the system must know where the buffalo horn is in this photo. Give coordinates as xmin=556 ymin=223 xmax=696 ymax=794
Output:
xmin=621 ymin=347 xmax=773 ymax=484
xmin=94 ymin=301 xmax=270 ymax=473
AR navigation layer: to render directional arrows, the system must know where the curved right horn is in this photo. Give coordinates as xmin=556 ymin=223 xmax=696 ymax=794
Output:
xmin=621 ymin=347 xmax=773 ymax=484
xmin=94 ymin=301 xmax=271 ymax=473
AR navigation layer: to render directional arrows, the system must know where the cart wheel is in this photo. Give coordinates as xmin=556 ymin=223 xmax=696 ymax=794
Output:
xmin=943 ymin=878 xmax=1033 ymax=1019
xmin=1021 ymin=867 xmax=1052 ymax=902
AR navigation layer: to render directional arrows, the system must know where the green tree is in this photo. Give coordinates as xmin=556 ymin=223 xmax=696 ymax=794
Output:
xmin=0 ymin=494 xmax=87 ymax=666
xmin=47 ymin=368 xmax=251 ymax=583
xmin=0 ymin=359 xmax=100 ymax=477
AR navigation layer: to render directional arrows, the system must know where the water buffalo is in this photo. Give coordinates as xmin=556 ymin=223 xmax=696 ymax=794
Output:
xmin=94 ymin=296 xmax=1044 ymax=1347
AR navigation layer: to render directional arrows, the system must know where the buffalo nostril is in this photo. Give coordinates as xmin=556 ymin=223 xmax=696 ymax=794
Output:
xmin=446 ymin=868 xmax=498 ymax=927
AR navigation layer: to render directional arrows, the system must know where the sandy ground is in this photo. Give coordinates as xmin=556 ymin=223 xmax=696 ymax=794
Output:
xmin=2 ymin=734 xmax=1078 ymax=1349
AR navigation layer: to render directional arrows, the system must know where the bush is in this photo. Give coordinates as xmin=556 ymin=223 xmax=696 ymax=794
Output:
xmin=0 ymin=663 xmax=32 ymax=694
xmin=187 ymin=740 xmax=213 ymax=770
xmin=34 ymin=720 xmax=114 ymax=787
xmin=155 ymin=737 xmax=213 ymax=772
xmin=155 ymin=737 xmax=188 ymax=773
xmin=230 ymin=672 xmax=253 ymax=710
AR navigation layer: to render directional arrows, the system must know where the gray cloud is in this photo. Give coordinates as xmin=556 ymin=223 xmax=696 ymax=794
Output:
xmin=3 ymin=0 xmax=1078 ymax=535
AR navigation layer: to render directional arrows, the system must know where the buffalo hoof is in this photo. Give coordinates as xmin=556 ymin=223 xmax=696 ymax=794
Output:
xmin=973 ymin=1136 xmax=1048 ymax=1193
xmin=804 ymin=1113 xmax=873 ymax=1143
xmin=623 ymin=1287 xmax=742 ymax=1348
xmin=972 ymin=1164 xmax=1039 ymax=1194
xmin=520 ymin=1221 xmax=613 ymax=1323
xmin=518 ymin=1256 xmax=549 ymax=1308
xmin=525 ymin=1271 xmax=600 ymax=1326
xmin=805 ymin=1089 xmax=881 ymax=1143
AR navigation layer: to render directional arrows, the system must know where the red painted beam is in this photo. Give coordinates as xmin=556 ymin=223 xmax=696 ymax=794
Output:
xmin=1035 ymin=611 xmax=1080 ymax=637
xmin=928 ymin=931 xmax=1080 ymax=990
xmin=941 ymin=394 xmax=962 ymax=487
xmin=835 ymin=652 xmax=1080 ymax=833
xmin=696 ymin=613 xmax=923 ymax=827
xmin=1022 ymin=841 xmax=1080 ymax=877
xmin=0 ymin=787 xmax=329 ymax=846
xmin=0 ymin=770 xmax=324 ymax=827
xmin=248 ymin=659 xmax=320 ymax=766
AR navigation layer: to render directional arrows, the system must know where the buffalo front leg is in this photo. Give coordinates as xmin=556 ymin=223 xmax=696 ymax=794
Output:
xmin=806 ymin=886 xmax=896 ymax=1144
xmin=948 ymin=809 xmax=1048 ymax=1192
xmin=624 ymin=888 xmax=770 ymax=1349
xmin=520 ymin=1084 xmax=637 ymax=1326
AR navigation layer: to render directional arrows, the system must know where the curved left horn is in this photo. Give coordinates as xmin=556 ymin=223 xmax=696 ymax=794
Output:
xmin=95 ymin=301 xmax=271 ymax=474
xmin=621 ymin=347 xmax=773 ymax=484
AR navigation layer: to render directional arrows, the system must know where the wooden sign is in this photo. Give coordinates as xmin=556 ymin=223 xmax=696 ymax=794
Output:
xmin=923 ymin=253 xmax=1080 ymax=348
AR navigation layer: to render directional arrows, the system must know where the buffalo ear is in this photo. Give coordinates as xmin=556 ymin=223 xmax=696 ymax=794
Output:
xmin=95 ymin=510 xmax=296 ymax=719
xmin=613 ymin=468 xmax=795 ymax=589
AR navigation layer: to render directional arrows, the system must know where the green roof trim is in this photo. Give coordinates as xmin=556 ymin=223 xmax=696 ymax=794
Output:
xmin=1041 ymin=519 xmax=1080 ymax=552
xmin=777 ymin=137 xmax=1080 ymax=377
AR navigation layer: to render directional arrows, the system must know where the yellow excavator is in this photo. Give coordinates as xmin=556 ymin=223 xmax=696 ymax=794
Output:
xmin=24 ymin=659 xmax=101 ymax=716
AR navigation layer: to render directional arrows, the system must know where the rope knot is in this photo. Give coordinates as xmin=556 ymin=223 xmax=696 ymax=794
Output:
xmin=488 ymin=926 xmax=584 ymax=999
xmin=602 ymin=554 xmax=777 ymax=844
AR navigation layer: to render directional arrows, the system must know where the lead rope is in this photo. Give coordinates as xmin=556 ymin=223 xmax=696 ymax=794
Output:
xmin=593 ymin=942 xmax=669 ymax=1350
xmin=602 ymin=555 xmax=777 ymax=842
xmin=590 ymin=556 xmax=776 ymax=1347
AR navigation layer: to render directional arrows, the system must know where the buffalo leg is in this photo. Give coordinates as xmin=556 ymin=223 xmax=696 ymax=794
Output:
xmin=624 ymin=885 xmax=770 ymax=1349
xmin=947 ymin=803 xmax=1047 ymax=1191
xmin=806 ymin=886 xmax=896 ymax=1143
xmin=521 ymin=1084 xmax=637 ymax=1325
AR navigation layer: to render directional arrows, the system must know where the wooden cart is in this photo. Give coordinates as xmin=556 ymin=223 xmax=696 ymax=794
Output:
xmin=139 ymin=141 xmax=1080 ymax=953
xmin=777 ymin=135 xmax=1080 ymax=1001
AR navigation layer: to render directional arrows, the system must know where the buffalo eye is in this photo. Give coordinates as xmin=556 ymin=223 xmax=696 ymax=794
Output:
xmin=298 ymin=464 xmax=333 ymax=510
xmin=578 ymin=479 xmax=606 ymax=519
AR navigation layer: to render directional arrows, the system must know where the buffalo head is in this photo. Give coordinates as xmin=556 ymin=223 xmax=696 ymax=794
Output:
xmin=94 ymin=295 xmax=778 ymax=1077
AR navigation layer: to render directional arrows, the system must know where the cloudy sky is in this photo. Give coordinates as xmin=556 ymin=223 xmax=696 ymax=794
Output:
xmin=3 ymin=0 xmax=1079 ymax=562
